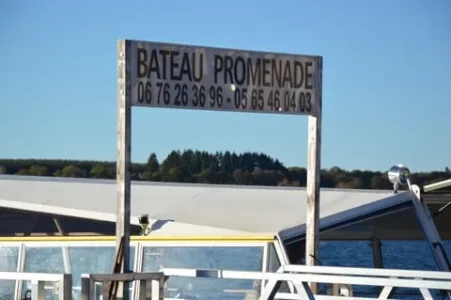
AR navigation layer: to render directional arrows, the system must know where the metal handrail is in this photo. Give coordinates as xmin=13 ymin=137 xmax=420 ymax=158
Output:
xmin=161 ymin=265 xmax=451 ymax=300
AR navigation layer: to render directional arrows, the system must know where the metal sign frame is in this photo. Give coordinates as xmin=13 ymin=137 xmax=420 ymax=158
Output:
xmin=116 ymin=39 xmax=322 ymax=295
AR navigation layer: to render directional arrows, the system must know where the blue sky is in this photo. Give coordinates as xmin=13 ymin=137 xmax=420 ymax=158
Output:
xmin=1 ymin=0 xmax=450 ymax=172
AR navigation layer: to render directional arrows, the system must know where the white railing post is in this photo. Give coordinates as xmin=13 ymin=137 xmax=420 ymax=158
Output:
xmin=150 ymin=277 xmax=164 ymax=300
xmin=31 ymin=279 xmax=45 ymax=300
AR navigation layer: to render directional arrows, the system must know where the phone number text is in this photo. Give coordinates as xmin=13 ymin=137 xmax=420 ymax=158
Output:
xmin=134 ymin=81 xmax=313 ymax=114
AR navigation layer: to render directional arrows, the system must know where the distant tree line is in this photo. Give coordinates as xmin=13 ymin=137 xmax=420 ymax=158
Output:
xmin=0 ymin=150 xmax=450 ymax=190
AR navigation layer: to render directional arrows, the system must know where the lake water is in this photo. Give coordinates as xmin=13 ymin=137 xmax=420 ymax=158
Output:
xmin=319 ymin=240 xmax=451 ymax=299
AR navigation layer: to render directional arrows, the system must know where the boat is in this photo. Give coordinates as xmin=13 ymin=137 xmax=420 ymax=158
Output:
xmin=0 ymin=174 xmax=450 ymax=299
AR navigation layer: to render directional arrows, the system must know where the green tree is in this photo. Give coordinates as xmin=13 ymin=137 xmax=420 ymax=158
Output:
xmin=161 ymin=151 xmax=180 ymax=171
xmin=351 ymin=177 xmax=363 ymax=189
xmin=161 ymin=167 xmax=182 ymax=182
xmin=28 ymin=165 xmax=49 ymax=176
xmin=61 ymin=165 xmax=84 ymax=178
xmin=16 ymin=169 xmax=29 ymax=175
xmin=146 ymin=153 xmax=160 ymax=173
xmin=90 ymin=164 xmax=106 ymax=178
xmin=0 ymin=151 xmax=449 ymax=190
xmin=370 ymin=175 xmax=383 ymax=189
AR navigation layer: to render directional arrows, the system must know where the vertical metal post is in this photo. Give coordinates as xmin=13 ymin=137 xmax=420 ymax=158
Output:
xmin=305 ymin=56 xmax=323 ymax=293
xmin=411 ymin=185 xmax=451 ymax=273
xmin=117 ymin=39 xmax=132 ymax=299
xmin=371 ymin=238 xmax=384 ymax=294
xmin=14 ymin=243 xmax=26 ymax=300
xmin=54 ymin=218 xmax=72 ymax=276
xmin=81 ymin=275 xmax=90 ymax=300
xmin=133 ymin=243 xmax=144 ymax=298
xmin=371 ymin=239 xmax=383 ymax=269
xmin=60 ymin=274 xmax=73 ymax=300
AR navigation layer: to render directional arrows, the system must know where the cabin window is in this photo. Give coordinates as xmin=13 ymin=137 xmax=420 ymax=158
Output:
xmin=0 ymin=246 xmax=18 ymax=271
xmin=68 ymin=246 xmax=136 ymax=288
xmin=24 ymin=247 xmax=64 ymax=273
xmin=142 ymin=245 xmax=264 ymax=300
xmin=22 ymin=247 xmax=65 ymax=299
xmin=0 ymin=246 xmax=18 ymax=300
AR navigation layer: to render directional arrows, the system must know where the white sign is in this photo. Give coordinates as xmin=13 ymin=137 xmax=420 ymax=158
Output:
xmin=124 ymin=40 xmax=321 ymax=116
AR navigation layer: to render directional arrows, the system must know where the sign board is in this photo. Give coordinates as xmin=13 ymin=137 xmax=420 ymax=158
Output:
xmin=117 ymin=39 xmax=322 ymax=295
xmin=124 ymin=40 xmax=321 ymax=116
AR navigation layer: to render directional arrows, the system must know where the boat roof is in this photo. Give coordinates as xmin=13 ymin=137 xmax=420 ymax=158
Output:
xmin=0 ymin=174 xmax=418 ymax=239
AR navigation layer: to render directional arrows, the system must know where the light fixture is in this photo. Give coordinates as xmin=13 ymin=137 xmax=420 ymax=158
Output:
xmin=388 ymin=164 xmax=412 ymax=194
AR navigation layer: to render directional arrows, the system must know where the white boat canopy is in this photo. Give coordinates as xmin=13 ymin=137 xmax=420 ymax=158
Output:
xmin=0 ymin=175 xmax=449 ymax=241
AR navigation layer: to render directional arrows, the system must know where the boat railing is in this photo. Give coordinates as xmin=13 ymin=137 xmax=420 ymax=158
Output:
xmin=0 ymin=271 xmax=72 ymax=300
xmin=2 ymin=265 xmax=451 ymax=300
xmin=80 ymin=272 xmax=166 ymax=300
xmin=161 ymin=264 xmax=451 ymax=300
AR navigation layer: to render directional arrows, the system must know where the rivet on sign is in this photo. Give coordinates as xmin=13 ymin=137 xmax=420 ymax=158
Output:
xmin=120 ymin=52 xmax=125 ymax=57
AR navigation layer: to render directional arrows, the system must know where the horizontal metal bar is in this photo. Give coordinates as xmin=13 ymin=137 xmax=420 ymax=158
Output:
xmin=161 ymin=268 xmax=451 ymax=290
xmin=314 ymin=295 xmax=401 ymax=300
xmin=434 ymin=201 xmax=451 ymax=218
xmin=282 ymin=264 xmax=451 ymax=280
xmin=89 ymin=272 xmax=164 ymax=282
xmin=423 ymin=179 xmax=451 ymax=193
xmin=273 ymin=292 xmax=302 ymax=299
xmin=275 ymin=293 xmax=403 ymax=300
xmin=0 ymin=272 xmax=67 ymax=281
